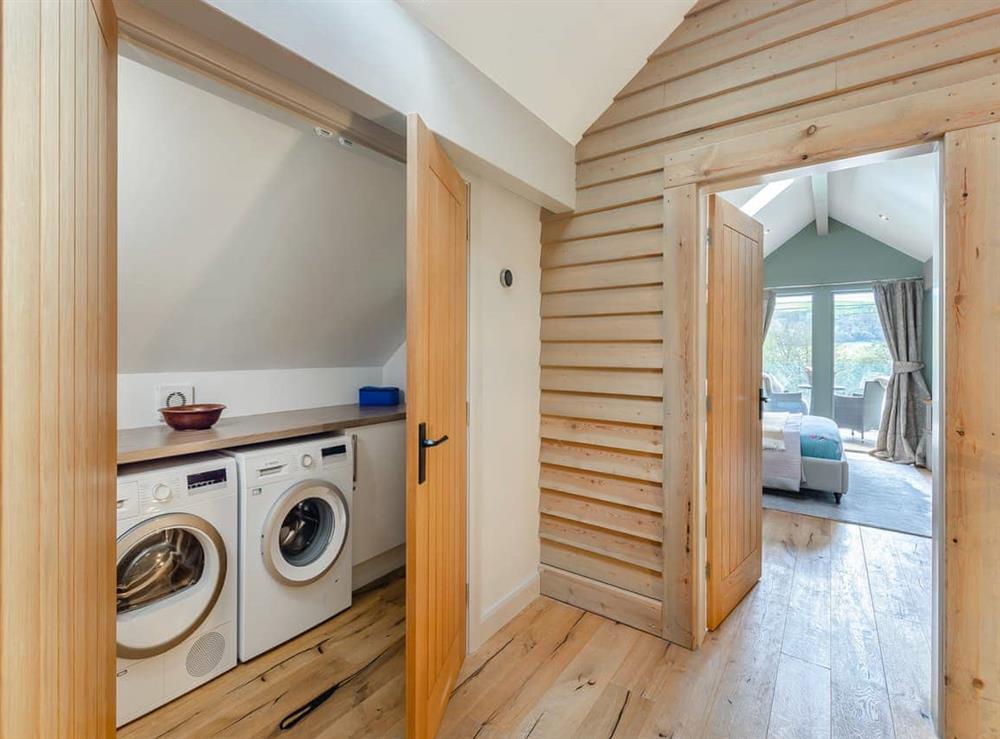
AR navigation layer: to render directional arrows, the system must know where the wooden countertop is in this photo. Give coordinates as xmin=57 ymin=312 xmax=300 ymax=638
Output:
xmin=118 ymin=403 xmax=406 ymax=465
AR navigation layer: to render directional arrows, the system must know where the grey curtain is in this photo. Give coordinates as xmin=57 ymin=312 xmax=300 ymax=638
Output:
xmin=872 ymin=279 xmax=930 ymax=464
xmin=763 ymin=290 xmax=776 ymax=344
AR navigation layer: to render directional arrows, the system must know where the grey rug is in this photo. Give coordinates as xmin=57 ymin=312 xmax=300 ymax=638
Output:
xmin=763 ymin=452 xmax=931 ymax=537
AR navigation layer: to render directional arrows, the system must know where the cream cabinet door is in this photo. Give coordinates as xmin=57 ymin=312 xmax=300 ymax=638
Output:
xmin=349 ymin=420 xmax=406 ymax=568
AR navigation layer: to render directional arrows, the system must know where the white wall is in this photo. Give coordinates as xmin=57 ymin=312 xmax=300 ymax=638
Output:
xmin=465 ymin=173 xmax=542 ymax=650
xmin=118 ymin=55 xmax=405 ymax=374
xmin=381 ymin=342 xmax=407 ymax=393
xmin=143 ymin=0 xmax=575 ymax=211
xmin=117 ymin=367 xmax=382 ymax=429
xmin=118 ymin=56 xmax=409 ymax=429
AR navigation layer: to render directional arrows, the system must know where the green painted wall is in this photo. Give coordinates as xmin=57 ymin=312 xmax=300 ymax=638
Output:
xmin=764 ymin=219 xmax=924 ymax=288
xmin=764 ymin=219 xmax=928 ymax=418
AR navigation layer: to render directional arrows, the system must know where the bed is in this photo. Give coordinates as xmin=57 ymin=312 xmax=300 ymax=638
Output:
xmin=762 ymin=412 xmax=850 ymax=503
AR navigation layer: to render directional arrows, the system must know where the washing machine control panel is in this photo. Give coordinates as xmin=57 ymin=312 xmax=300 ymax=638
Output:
xmin=117 ymin=455 xmax=237 ymax=518
xmin=247 ymin=437 xmax=351 ymax=485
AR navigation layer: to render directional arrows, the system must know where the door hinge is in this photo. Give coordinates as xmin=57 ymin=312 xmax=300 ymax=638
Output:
xmin=706 ymin=227 xmax=712 ymax=246
xmin=465 ymin=583 xmax=469 ymax=605
xmin=706 ymin=395 xmax=711 ymax=412
xmin=705 ymin=561 xmax=711 ymax=580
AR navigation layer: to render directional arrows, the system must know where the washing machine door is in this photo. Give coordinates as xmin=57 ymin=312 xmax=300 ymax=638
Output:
xmin=116 ymin=513 xmax=227 ymax=660
xmin=262 ymin=479 xmax=349 ymax=586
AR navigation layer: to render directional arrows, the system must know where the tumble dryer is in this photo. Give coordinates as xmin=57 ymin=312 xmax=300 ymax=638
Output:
xmin=225 ymin=434 xmax=354 ymax=660
xmin=115 ymin=453 xmax=238 ymax=727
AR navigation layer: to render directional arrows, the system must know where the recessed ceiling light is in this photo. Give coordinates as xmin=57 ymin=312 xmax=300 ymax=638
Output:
xmin=877 ymin=213 xmax=891 ymax=221
xmin=314 ymin=126 xmax=335 ymax=138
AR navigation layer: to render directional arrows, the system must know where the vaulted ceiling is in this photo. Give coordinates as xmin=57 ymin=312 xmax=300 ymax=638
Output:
xmin=396 ymin=0 xmax=694 ymax=144
xmin=720 ymin=153 xmax=938 ymax=261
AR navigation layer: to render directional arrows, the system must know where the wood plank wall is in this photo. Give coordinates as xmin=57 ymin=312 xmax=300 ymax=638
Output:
xmin=0 ymin=0 xmax=117 ymax=735
xmin=538 ymin=0 xmax=1000 ymax=653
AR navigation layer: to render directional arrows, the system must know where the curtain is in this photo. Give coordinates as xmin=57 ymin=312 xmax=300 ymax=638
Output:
xmin=872 ymin=279 xmax=930 ymax=464
xmin=763 ymin=290 xmax=776 ymax=343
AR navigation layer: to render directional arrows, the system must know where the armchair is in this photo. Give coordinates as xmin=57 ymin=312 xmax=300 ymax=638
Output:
xmin=834 ymin=378 xmax=887 ymax=440
xmin=762 ymin=372 xmax=808 ymax=415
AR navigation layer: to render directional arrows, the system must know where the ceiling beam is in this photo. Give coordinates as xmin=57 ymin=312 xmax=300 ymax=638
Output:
xmin=811 ymin=173 xmax=829 ymax=235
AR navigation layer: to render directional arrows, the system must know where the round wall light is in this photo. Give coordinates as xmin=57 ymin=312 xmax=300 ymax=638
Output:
xmin=499 ymin=268 xmax=514 ymax=288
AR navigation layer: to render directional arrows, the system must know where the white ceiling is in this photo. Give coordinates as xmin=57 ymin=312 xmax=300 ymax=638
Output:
xmin=396 ymin=0 xmax=693 ymax=144
xmin=721 ymin=153 xmax=938 ymax=260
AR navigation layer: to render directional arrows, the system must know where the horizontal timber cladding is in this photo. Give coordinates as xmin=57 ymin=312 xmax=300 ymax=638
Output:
xmin=539 ymin=134 xmax=668 ymax=635
xmin=539 ymin=0 xmax=1000 ymax=650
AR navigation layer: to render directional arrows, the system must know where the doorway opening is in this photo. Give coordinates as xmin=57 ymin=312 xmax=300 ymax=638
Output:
xmin=705 ymin=145 xmax=940 ymax=737
xmin=722 ymin=151 xmax=937 ymax=539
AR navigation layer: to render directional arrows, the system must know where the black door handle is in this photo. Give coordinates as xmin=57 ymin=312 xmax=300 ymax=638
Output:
xmin=418 ymin=422 xmax=449 ymax=484
xmin=422 ymin=434 xmax=449 ymax=448
xmin=759 ymin=389 xmax=767 ymax=419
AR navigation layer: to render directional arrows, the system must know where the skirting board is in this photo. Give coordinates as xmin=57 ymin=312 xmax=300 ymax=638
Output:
xmin=353 ymin=544 xmax=406 ymax=591
xmin=468 ymin=571 xmax=541 ymax=652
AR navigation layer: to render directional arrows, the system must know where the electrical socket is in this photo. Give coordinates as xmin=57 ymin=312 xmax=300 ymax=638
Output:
xmin=155 ymin=384 xmax=194 ymax=420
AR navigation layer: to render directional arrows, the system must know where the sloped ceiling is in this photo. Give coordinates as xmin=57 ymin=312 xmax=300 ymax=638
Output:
xmin=118 ymin=54 xmax=406 ymax=373
xmin=721 ymin=153 xmax=938 ymax=260
xmin=396 ymin=0 xmax=694 ymax=144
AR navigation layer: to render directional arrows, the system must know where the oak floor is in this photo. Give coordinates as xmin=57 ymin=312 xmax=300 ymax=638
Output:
xmin=120 ymin=509 xmax=934 ymax=738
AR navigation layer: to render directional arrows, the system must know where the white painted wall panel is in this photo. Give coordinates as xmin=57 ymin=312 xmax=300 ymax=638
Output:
xmin=118 ymin=56 xmax=405 ymax=374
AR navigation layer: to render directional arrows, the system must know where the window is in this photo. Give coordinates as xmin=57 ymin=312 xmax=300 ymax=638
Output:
xmin=833 ymin=291 xmax=892 ymax=394
xmin=763 ymin=294 xmax=813 ymax=406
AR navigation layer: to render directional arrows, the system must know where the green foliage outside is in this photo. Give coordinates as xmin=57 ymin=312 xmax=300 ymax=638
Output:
xmin=763 ymin=300 xmax=811 ymax=399
xmin=764 ymin=291 xmax=891 ymax=408
xmin=833 ymin=293 xmax=891 ymax=393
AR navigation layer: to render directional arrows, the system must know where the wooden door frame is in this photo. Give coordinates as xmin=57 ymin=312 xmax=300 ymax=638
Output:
xmin=664 ymin=135 xmax=951 ymax=724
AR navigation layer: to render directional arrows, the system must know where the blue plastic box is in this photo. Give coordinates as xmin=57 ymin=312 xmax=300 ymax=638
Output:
xmin=359 ymin=386 xmax=401 ymax=407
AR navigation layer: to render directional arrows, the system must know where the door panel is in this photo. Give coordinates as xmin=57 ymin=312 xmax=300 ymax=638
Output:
xmin=405 ymin=114 xmax=468 ymax=739
xmin=0 ymin=0 xmax=117 ymax=734
xmin=706 ymin=196 xmax=763 ymax=630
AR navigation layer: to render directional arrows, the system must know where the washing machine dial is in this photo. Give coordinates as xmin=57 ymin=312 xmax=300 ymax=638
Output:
xmin=301 ymin=454 xmax=314 ymax=469
xmin=151 ymin=483 xmax=173 ymax=503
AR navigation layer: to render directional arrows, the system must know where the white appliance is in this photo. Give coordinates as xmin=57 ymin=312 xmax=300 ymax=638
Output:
xmin=226 ymin=434 xmax=354 ymax=660
xmin=115 ymin=453 xmax=238 ymax=727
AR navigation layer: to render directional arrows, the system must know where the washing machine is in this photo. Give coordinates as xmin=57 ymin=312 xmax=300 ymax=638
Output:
xmin=115 ymin=453 xmax=238 ymax=727
xmin=225 ymin=434 xmax=354 ymax=660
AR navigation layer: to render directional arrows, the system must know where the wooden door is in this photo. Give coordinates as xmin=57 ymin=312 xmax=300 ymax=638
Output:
xmin=943 ymin=122 xmax=1000 ymax=736
xmin=706 ymin=196 xmax=763 ymax=629
xmin=405 ymin=115 xmax=468 ymax=739
xmin=0 ymin=0 xmax=117 ymax=735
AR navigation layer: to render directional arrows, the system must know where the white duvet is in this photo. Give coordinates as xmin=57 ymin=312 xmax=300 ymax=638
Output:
xmin=762 ymin=411 xmax=788 ymax=450
xmin=762 ymin=412 xmax=803 ymax=492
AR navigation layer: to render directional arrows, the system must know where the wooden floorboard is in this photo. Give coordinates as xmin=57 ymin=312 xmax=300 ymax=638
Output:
xmin=119 ymin=510 xmax=931 ymax=738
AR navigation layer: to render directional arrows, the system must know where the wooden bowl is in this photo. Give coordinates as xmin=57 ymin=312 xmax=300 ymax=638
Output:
xmin=159 ymin=403 xmax=226 ymax=431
